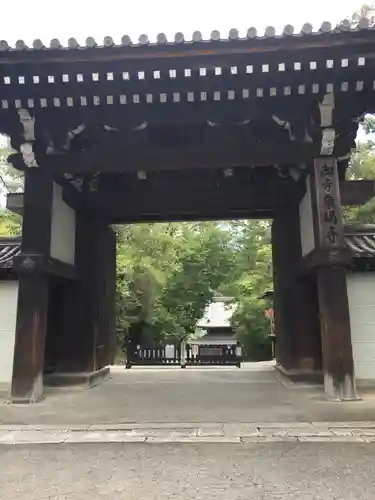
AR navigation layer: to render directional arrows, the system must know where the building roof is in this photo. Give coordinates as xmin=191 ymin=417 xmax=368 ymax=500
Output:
xmin=0 ymin=237 xmax=21 ymax=269
xmin=0 ymin=19 xmax=372 ymax=52
xmin=189 ymin=332 xmax=237 ymax=345
xmin=197 ymin=297 xmax=236 ymax=329
xmin=344 ymin=225 xmax=375 ymax=258
xmin=2 ymin=226 xmax=375 ymax=271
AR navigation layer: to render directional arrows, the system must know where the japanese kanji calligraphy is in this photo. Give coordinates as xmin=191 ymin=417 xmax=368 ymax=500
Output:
xmin=313 ymin=158 xmax=344 ymax=248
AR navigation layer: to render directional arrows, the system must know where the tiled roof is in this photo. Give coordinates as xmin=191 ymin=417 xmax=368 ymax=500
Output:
xmin=189 ymin=332 xmax=237 ymax=345
xmin=1 ymin=225 xmax=375 ymax=272
xmin=344 ymin=225 xmax=375 ymax=258
xmin=0 ymin=19 xmax=373 ymax=51
xmin=0 ymin=237 xmax=21 ymax=269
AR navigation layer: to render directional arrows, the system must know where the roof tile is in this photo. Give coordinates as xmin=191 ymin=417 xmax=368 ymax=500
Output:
xmin=0 ymin=19 xmax=373 ymax=51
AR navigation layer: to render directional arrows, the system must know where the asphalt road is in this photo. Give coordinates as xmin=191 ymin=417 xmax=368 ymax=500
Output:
xmin=1 ymin=442 xmax=375 ymax=499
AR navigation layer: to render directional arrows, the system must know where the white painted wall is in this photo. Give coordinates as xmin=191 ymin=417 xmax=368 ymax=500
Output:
xmin=347 ymin=273 xmax=375 ymax=381
xmin=50 ymin=182 xmax=76 ymax=265
xmin=0 ymin=281 xmax=18 ymax=391
xmin=299 ymin=176 xmax=315 ymax=257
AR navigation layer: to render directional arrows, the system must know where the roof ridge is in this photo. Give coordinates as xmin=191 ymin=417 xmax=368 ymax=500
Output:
xmin=0 ymin=18 xmax=373 ymax=52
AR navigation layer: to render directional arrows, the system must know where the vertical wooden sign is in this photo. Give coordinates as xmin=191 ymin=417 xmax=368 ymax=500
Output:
xmin=313 ymin=157 xmax=344 ymax=249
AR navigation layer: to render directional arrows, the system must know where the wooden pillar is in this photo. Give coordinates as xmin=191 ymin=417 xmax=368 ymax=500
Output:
xmin=293 ymin=276 xmax=322 ymax=372
xmin=272 ymin=214 xmax=295 ymax=370
xmin=47 ymin=214 xmax=116 ymax=382
xmin=53 ymin=212 xmax=99 ymax=374
xmin=96 ymin=225 xmax=117 ymax=368
xmin=272 ymin=205 xmax=321 ymax=373
xmin=11 ymin=169 xmax=53 ymax=402
xmin=311 ymin=157 xmax=356 ymax=400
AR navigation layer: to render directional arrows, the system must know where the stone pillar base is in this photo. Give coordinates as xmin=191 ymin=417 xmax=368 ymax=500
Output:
xmin=44 ymin=366 xmax=110 ymax=389
xmin=276 ymin=364 xmax=324 ymax=385
xmin=9 ymin=394 xmax=45 ymax=404
xmin=324 ymin=372 xmax=359 ymax=401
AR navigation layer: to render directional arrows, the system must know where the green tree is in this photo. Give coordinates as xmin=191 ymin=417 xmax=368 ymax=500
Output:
xmin=115 ymin=221 xmax=237 ymax=350
xmin=159 ymin=222 xmax=235 ymax=340
xmin=344 ymin=116 xmax=375 ymax=224
xmin=115 ymin=223 xmax=179 ymax=344
xmin=227 ymin=221 xmax=273 ymax=360
xmin=341 ymin=5 xmax=375 ymax=223
xmin=351 ymin=4 xmax=375 ymax=26
xmin=0 ymin=142 xmax=22 ymax=235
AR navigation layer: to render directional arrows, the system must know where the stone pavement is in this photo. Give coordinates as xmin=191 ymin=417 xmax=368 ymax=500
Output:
xmin=2 ymin=364 xmax=375 ymax=500
xmin=2 ymin=362 xmax=375 ymax=425
xmin=2 ymin=421 xmax=375 ymax=444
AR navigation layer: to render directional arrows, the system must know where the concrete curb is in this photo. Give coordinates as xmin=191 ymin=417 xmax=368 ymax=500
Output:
xmin=1 ymin=422 xmax=375 ymax=445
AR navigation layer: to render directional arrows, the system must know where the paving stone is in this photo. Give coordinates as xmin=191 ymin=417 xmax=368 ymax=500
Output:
xmin=360 ymin=436 xmax=375 ymax=442
xmin=241 ymin=435 xmax=298 ymax=443
xmin=223 ymin=424 xmax=259 ymax=437
xmin=313 ymin=421 xmax=375 ymax=428
xmin=328 ymin=428 xmax=354 ymax=436
xmin=258 ymin=422 xmax=316 ymax=429
xmin=297 ymin=435 xmax=368 ymax=443
xmin=18 ymin=424 xmax=90 ymax=431
xmin=146 ymin=436 xmax=241 ymax=443
xmin=258 ymin=423 xmax=316 ymax=437
xmin=2 ymin=420 xmax=375 ymax=444
xmin=132 ymin=428 xmax=198 ymax=438
xmin=88 ymin=422 xmax=200 ymax=431
xmin=293 ymin=431 xmax=334 ymax=437
xmin=309 ymin=426 xmax=334 ymax=435
xmin=0 ymin=430 xmax=67 ymax=444
xmin=0 ymin=431 xmax=11 ymax=441
xmin=197 ymin=425 xmax=224 ymax=437
xmin=351 ymin=428 xmax=375 ymax=436
xmin=64 ymin=431 xmax=146 ymax=443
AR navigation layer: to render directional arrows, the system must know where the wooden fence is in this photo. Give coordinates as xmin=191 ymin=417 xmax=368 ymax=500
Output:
xmin=129 ymin=346 xmax=181 ymax=366
xmin=126 ymin=344 xmax=242 ymax=368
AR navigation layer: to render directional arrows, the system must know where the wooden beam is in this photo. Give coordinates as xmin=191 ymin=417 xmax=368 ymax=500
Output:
xmin=90 ymin=178 xmax=297 ymax=221
xmin=9 ymin=178 xmax=373 ymax=224
xmin=4 ymin=96 xmax=321 ymax=128
xmin=109 ymin=209 xmax=274 ymax=223
xmin=46 ymin=257 xmax=76 ymax=281
xmin=339 ymin=180 xmax=375 ymax=206
xmin=9 ymin=142 xmax=323 ymax=173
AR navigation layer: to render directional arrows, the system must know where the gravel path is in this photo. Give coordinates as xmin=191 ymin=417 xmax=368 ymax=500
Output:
xmin=1 ymin=442 xmax=375 ymax=499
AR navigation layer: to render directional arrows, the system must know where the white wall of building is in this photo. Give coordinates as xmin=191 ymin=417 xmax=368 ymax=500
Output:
xmin=50 ymin=182 xmax=76 ymax=265
xmin=299 ymin=176 xmax=315 ymax=257
xmin=0 ymin=281 xmax=18 ymax=391
xmin=347 ymin=272 xmax=375 ymax=382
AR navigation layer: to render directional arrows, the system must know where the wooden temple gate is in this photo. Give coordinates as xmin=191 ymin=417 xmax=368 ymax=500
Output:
xmin=1 ymin=20 xmax=375 ymax=402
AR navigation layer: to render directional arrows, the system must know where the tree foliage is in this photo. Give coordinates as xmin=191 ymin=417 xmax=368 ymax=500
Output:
xmin=344 ymin=116 xmax=375 ymax=224
xmin=116 ymin=222 xmax=238 ymax=343
xmin=226 ymin=221 xmax=272 ymax=359
xmin=343 ymin=4 xmax=375 ymax=223
xmin=0 ymin=142 xmax=22 ymax=235
xmin=351 ymin=4 xmax=375 ymax=26
xmin=115 ymin=219 xmax=273 ymax=359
